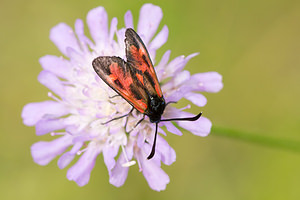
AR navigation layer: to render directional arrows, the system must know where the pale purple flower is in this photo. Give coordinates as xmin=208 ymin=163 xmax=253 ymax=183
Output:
xmin=22 ymin=4 xmax=223 ymax=191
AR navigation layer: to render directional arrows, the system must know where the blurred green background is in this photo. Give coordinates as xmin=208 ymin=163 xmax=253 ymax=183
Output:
xmin=1 ymin=0 xmax=300 ymax=199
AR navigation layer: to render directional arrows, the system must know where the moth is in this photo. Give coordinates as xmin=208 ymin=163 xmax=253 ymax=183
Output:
xmin=92 ymin=28 xmax=202 ymax=159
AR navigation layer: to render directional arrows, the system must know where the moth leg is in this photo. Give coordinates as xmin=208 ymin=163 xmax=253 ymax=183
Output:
xmin=109 ymin=94 xmax=121 ymax=99
xmin=102 ymin=107 xmax=134 ymax=125
xmin=127 ymin=114 xmax=145 ymax=133
xmin=124 ymin=108 xmax=134 ymax=132
xmin=134 ymin=115 xmax=145 ymax=128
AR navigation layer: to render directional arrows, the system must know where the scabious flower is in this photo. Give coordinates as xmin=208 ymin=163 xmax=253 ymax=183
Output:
xmin=22 ymin=4 xmax=223 ymax=191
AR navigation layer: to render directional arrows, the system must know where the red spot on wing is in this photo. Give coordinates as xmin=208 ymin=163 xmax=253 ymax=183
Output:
xmin=130 ymin=44 xmax=163 ymax=98
xmin=93 ymin=56 xmax=149 ymax=114
xmin=124 ymin=76 xmax=133 ymax=89
xmin=109 ymin=62 xmax=133 ymax=90
xmin=136 ymin=73 xmax=144 ymax=85
xmin=130 ymin=45 xmax=147 ymax=72
xmin=109 ymin=74 xmax=117 ymax=81
xmin=135 ymin=99 xmax=147 ymax=113
xmin=123 ymin=94 xmax=147 ymax=114
xmin=138 ymin=47 xmax=146 ymax=56
xmin=109 ymin=63 xmax=120 ymax=74
xmin=155 ymin=84 xmax=162 ymax=98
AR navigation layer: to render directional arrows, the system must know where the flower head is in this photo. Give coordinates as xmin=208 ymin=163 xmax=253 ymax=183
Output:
xmin=22 ymin=4 xmax=223 ymax=191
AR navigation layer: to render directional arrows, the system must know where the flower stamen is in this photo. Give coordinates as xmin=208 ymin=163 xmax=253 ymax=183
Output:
xmin=48 ymin=92 xmax=61 ymax=102
xmin=179 ymin=104 xmax=191 ymax=111
xmin=50 ymin=132 xmax=66 ymax=136
xmin=77 ymin=148 xmax=88 ymax=155
xmin=121 ymin=145 xmax=136 ymax=167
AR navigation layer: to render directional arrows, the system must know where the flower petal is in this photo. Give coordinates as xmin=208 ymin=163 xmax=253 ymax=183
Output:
xmin=124 ymin=10 xmax=133 ymax=28
xmin=86 ymin=7 xmax=108 ymax=44
xmin=156 ymin=135 xmax=176 ymax=165
xmin=103 ymin=144 xmax=119 ymax=172
xmin=75 ymin=19 xmax=94 ymax=52
xmin=162 ymin=106 xmax=211 ymax=136
xmin=109 ymin=153 xmax=129 ymax=187
xmin=136 ymin=149 xmax=170 ymax=191
xmin=189 ymin=72 xmax=223 ymax=93
xmin=50 ymin=23 xmax=81 ymax=56
xmin=38 ymin=70 xmax=65 ymax=97
xmin=149 ymin=25 xmax=169 ymax=51
xmin=22 ymin=101 xmax=69 ymax=126
xmin=137 ymin=3 xmax=163 ymax=44
xmin=109 ymin=18 xmax=118 ymax=43
xmin=39 ymin=55 xmax=72 ymax=80
xmin=31 ymin=134 xmax=73 ymax=166
xmin=156 ymin=50 xmax=171 ymax=80
xmin=148 ymin=25 xmax=169 ymax=62
xmin=158 ymin=50 xmax=171 ymax=65
xmin=58 ymin=142 xmax=83 ymax=169
xmin=172 ymin=70 xmax=191 ymax=88
xmin=141 ymin=142 xmax=162 ymax=167
xmin=67 ymin=142 xmax=101 ymax=186
xmin=163 ymin=71 xmax=191 ymax=102
xmin=35 ymin=118 xmax=66 ymax=135
xmin=116 ymin=28 xmax=126 ymax=54
xmin=163 ymin=121 xmax=183 ymax=136
xmin=163 ymin=53 xmax=198 ymax=79
xmin=109 ymin=140 xmax=134 ymax=187
xmin=184 ymin=92 xmax=207 ymax=107
xmin=177 ymin=116 xmax=212 ymax=137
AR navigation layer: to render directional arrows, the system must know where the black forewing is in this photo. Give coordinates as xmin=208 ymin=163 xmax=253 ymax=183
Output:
xmin=125 ymin=28 xmax=163 ymax=98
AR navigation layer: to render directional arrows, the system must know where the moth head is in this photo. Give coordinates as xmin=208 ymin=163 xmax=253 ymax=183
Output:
xmin=148 ymin=96 xmax=166 ymax=123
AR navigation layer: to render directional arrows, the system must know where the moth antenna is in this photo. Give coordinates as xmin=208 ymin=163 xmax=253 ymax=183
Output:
xmin=166 ymin=101 xmax=177 ymax=107
xmin=147 ymin=123 xmax=158 ymax=160
xmin=160 ymin=112 xmax=202 ymax=122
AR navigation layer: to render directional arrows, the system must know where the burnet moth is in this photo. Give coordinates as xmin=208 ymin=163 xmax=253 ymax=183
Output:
xmin=92 ymin=28 xmax=202 ymax=159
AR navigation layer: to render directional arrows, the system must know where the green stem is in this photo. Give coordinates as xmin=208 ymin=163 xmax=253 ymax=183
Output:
xmin=211 ymin=126 xmax=300 ymax=153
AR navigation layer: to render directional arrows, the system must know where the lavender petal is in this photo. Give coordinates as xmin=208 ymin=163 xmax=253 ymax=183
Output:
xmin=37 ymin=70 xmax=65 ymax=97
xmin=22 ymin=101 xmax=69 ymax=126
xmin=103 ymin=144 xmax=119 ymax=172
xmin=177 ymin=116 xmax=212 ymax=137
xmin=35 ymin=118 xmax=66 ymax=136
xmin=155 ymin=50 xmax=171 ymax=80
xmin=86 ymin=7 xmax=108 ymax=44
xmin=58 ymin=142 xmax=83 ymax=169
xmin=163 ymin=121 xmax=183 ymax=136
xmin=39 ymin=55 xmax=72 ymax=80
xmin=109 ymin=18 xmax=118 ymax=43
xmin=189 ymin=72 xmax=223 ymax=93
xmin=184 ymin=92 xmax=207 ymax=107
xmin=149 ymin=25 xmax=169 ymax=51
xmin=49 ymin=23 xmax=81 ymax=56
xmin=109 ymin=153 xmax=129 ymax=187
xmin=109 ymin=140 xmax=134 ymax=187
xmin=163 ymin=53 xmax=198 ymax=79
xmin=136 ymin=149 xmax=170 ymax=191
xmin=156 ymin=135 xmax=176 ymax=165
xmin=75 ymin=19 xmax=94 ymax=52
xmin=163 ymin=106 xmax=211 ymax=136
xmin=31 ymin=134 xmax=73 ymax=166
xmin=137 ymin=3 xmax=163 ymax=44
xmin=67 ymin=143 xmax=101 ymax=186
xmin=124 ymin=10 xmax=133 ymax=28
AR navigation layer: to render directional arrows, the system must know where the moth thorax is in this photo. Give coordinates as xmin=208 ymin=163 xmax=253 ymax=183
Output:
xmin=148 ymin=96 xmax=166 ymax=123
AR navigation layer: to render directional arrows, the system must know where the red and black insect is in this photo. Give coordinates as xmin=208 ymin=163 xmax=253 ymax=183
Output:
xmin=92 ymin=28 xmax=202 ymax=159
